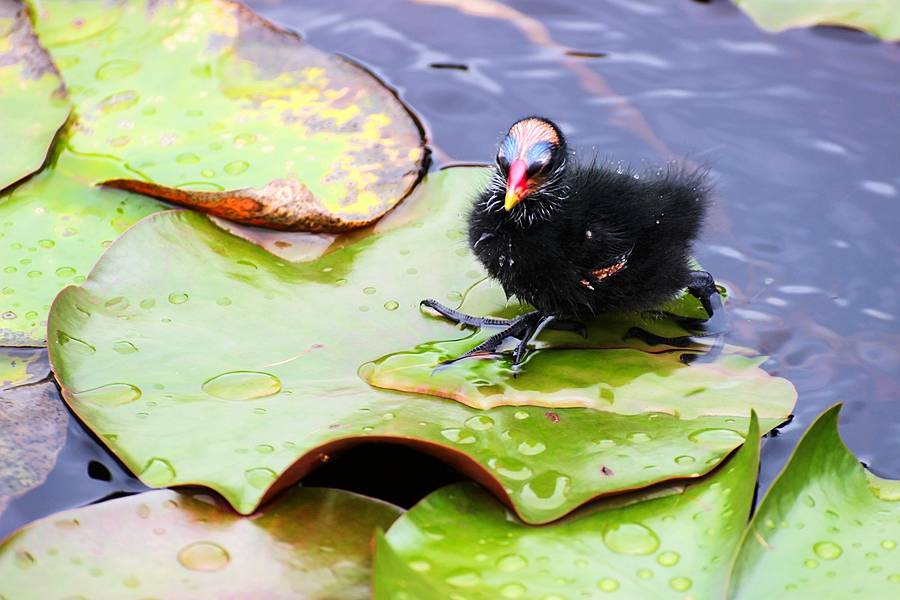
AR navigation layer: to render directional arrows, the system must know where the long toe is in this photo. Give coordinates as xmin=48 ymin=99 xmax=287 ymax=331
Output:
xmin=420 ymin=298 xmax=513 ymax=328
xmin=432 ymin=314 xmax=540 ymax=372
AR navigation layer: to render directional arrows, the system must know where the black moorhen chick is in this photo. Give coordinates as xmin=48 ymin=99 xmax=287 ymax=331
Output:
xmin=423 ymin=116 xmax=725 ymax=367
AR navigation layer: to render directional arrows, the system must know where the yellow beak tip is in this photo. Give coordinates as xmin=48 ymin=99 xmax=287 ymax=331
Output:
xmin=504 ymin=192 xmax=520 ymax=211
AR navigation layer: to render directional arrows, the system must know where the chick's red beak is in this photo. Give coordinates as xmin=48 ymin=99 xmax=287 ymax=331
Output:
xmin=505 ymin=159 xmax=528 ymax=211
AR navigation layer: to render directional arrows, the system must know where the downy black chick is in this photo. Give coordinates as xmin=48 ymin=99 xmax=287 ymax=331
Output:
xmin=422 ymin=116 xmax=725 ymax=367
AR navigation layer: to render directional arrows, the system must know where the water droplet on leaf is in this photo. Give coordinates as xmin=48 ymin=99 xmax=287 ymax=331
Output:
xmin=202 ymin=371 xmax=281 ymax=401
xmin=603 ymin=523 xmax=660 ymax=556
xmin=813 ymin=541 xmax=843 ymax=560
xmin=75 ymin=383 xmax=142 ymax=406
xmin=139 ymin=458 xmax=176 ymax=484
xmin=177 ymin=541 xmax=230 ymax=572
xmin=245 ymin=467 xmax=277 ymax=489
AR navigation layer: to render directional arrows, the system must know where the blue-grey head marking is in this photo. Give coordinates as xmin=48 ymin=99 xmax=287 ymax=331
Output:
xmin=498 ymin=136 xmax=553 ymax=166
xmin=498 ymin=135 xmax=517 ymax=164
xmin=526 ymin=141 xmax=553 ymax=167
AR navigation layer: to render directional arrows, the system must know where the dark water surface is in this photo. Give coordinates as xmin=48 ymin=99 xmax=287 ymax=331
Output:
xmin=3 ymin=0 xmax=898 ymax=537
xmin=248 ymin=0 xmax=900 ymax=488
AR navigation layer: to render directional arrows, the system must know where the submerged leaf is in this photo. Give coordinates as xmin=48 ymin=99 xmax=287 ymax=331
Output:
xmin=0 ymin=347 xmax=48 ymax=390
xmin=729 ymin=405 xmax=900 ymax=598
xmin=0 ymin=150 xmax=164 ymax=345
xmin=0 ymin=487 xmax=402 ymax=599
xmin=0 ymin=0 xmax=69 ymax=191
xmin=374 ymin=416 xmax=761 ymax=599
xmin=27 ymin=0 xmax=426 ymax=231
xmin=48 ymin=167 xmax=794 ymax=524
xmin=734 ymin=0 xmax=900 ymax=40
xmin=0 ymin=347 xmax=66 ymax=519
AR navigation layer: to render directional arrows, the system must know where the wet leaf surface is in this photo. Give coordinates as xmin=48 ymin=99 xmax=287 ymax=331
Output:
xmin=0 ymin=486 xmax=402 ymax=599
xmin=48 ymin=167 xmax=794 ymax=524
xmin=733 ymin=0 xmax=900 ymax=40
xmin=729 ymin=405 xmax=900 ymax=598
xmin=0 ymin=0 xmax=69 ymax=192
xmin=0 ymin=150 xmax=165 ymax=345
xmin=363 ymin=278 xmax=792 ymax=416
xmin=374 ymin=416 xmax=761 ymax=599
xmin=0 ymin=347 xmax=66 ymax=520
xmin=27 ymin=0 xmax=426 ymax=232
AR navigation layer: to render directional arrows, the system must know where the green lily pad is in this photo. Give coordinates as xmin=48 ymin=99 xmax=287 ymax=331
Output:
xmin=0 ymin=487 xmax=402 ymax=599
xmin=362 ymin=290 xmax=792 ymax=416
xmin=48 ymin=167 xmax=794 ymax=524
xmin=734 ymin=0 xmax=900 ymax=40
xmin=0 ymin=0 xmax=69 ymax=192
xmin=729 ymin=404 xmax=900 ymax=597
xmin=0 ymin=149 xmax=164 ymax=345
xmin=374 ymin=415 xmax=761 ymax=599
xmin=27 ymin=0 xmax=426 ymax=232
xmin=0 ymin=347 xmax=66 ymax=519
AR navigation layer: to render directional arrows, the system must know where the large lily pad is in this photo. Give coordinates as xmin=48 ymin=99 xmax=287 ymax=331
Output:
xmin=0 ymin=0 xmax=68 ymax=192
xmin=729 ymin=405 xmax=900 ymax=597
xmin=0 ymin=347 xmax=66 ymax=519
xmin=734 ymin=0 xmax=900 ymax=40
xmin=0 ymin=149 xmax=164 ymax=345
xmin=374 ymin=415 xmax=761 ymax=599
xmin=0 ymin=486 xmax=402 ymax=599
xmin=27 ymin=0 xmax=426 ymax=232
xmin=48 ymin=167 xmax=794 ymax=524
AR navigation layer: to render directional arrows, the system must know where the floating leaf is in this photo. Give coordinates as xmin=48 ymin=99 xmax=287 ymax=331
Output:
xmin=27 ymin=0 xmax=426 ymax=232
xmin=374 ymin=415 xmax=761 ymax=599
xmin=733 ymin=0 xmax=900 ymax=40
xmin=729 ymin=405 xmax=900 ymax=597
xmin=48 ymin=167 xmax=794 ymax=523
xmin=0 ymin=347 xmax=66 ymax=519
xmin=0 ymin=347 xmax=48 ymax=390
xmin=0 ymin=150 xmax=164 ymax=345
xmin=362 ymin=279 xmax=792 ymax=415
xmin=0 ymin=0 xmax=68 ymax=191
xmin=0 ymin=487 xmax=402 ymax=599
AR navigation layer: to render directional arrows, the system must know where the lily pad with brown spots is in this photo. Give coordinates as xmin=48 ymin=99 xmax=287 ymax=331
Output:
xmin=27 ymin=0 xmax=426 ymax=232
xmin=0 ymin=0 xmax=68 ymax=192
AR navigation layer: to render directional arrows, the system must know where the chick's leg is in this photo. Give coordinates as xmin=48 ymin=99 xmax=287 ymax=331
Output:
xmin=434 ymin=312 xmax=543 ymax=370
xmin=421 ymin=299 xmax=586 ymax=336
xmin=512 ymin=315 xmax=557 ymax=368
xmin=686 ymin=270 xmax=727 ymax=334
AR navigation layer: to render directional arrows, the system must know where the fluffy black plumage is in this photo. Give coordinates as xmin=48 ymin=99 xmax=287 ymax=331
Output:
xmin=423 ymin=116 xmax=722 ymax=368
xmin=468 ymin=157 xmax=711 ymax=318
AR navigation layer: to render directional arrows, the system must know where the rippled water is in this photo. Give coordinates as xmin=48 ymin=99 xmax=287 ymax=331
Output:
xmin=249 ymin=0 xmax=899 ymax=487
xmin=3 ymin=0 xmax=898 ymax=538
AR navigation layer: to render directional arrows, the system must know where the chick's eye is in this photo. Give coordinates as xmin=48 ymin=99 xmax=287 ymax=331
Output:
xmin=526 ymin=159 xmax=548 ymax=177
